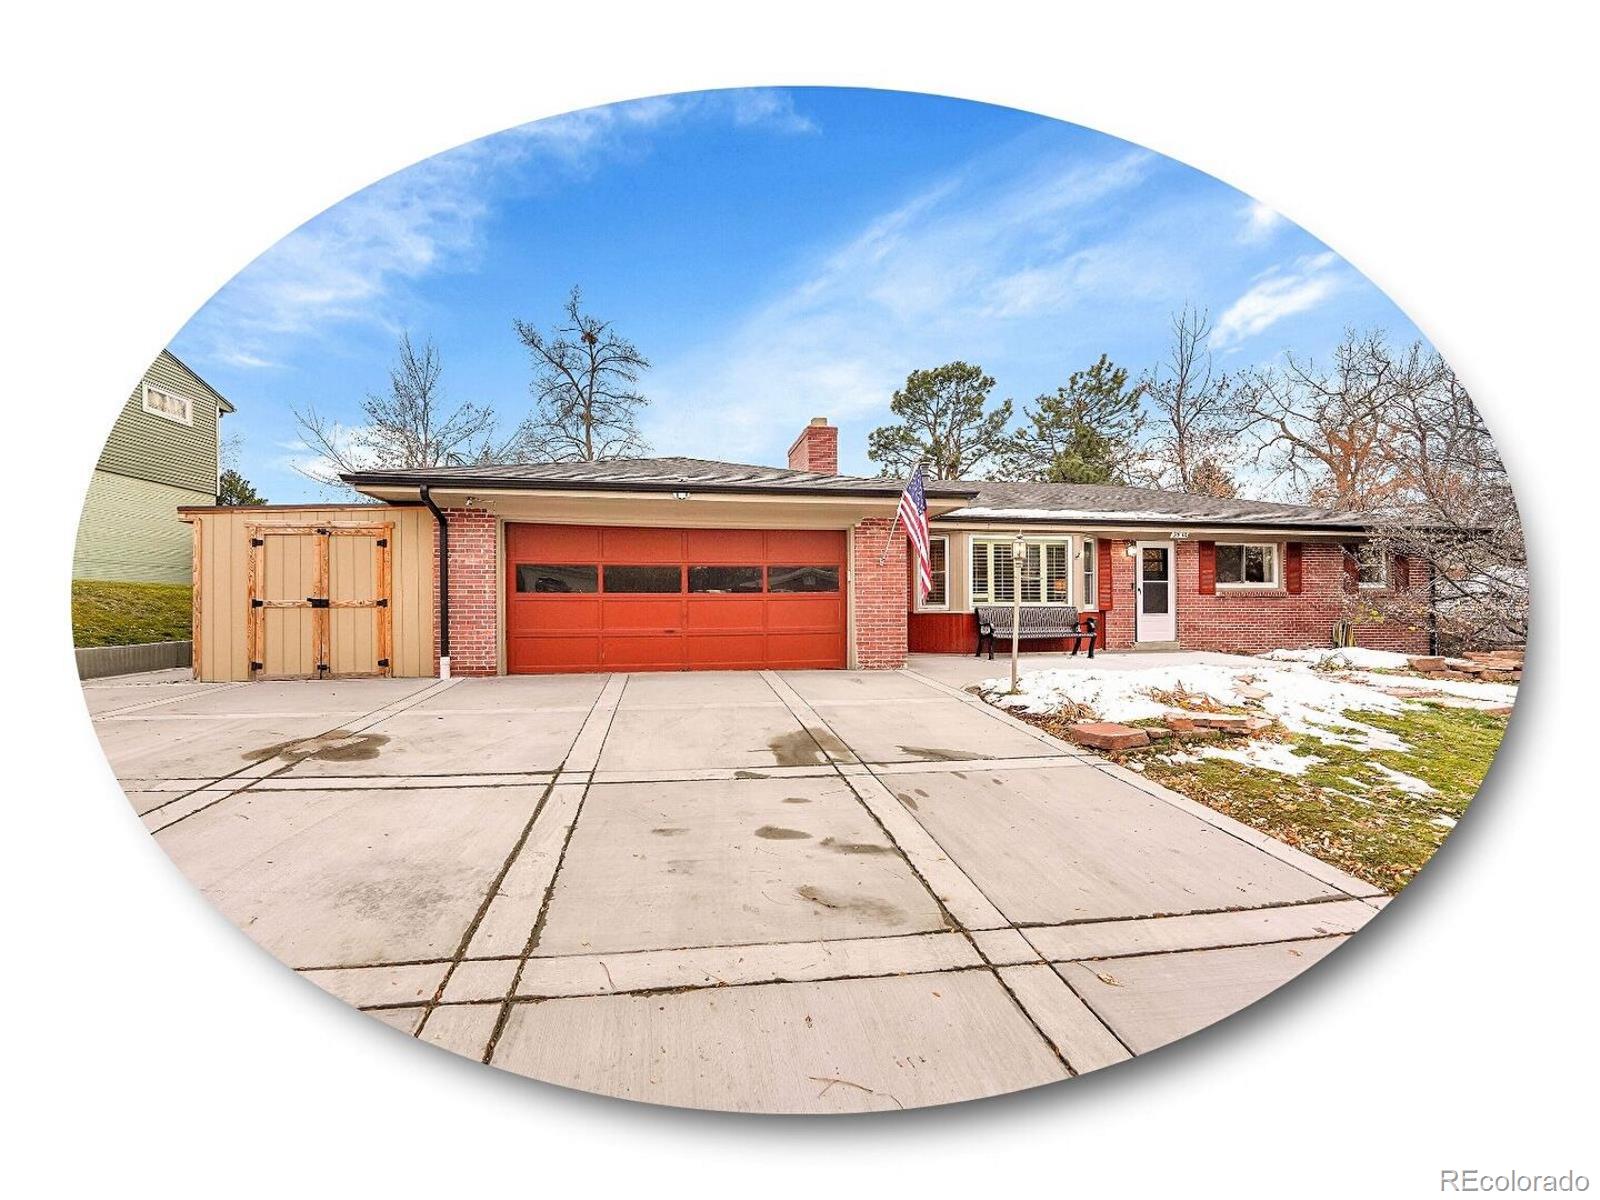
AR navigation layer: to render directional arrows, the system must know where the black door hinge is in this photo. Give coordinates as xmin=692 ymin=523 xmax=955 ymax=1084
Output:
xmin=376 ymin=598 xmax=389 ymax=608
xmin=307 ymin=596 xmax=330 ymax=608
xmin=377 ymin=658 xmax=390 ymax=668
xmin=316 ymin=663 xmax=329 ymax=674
xmin=376 ymin=538 xmax=388 ymax=548
xmin=251 ymin=598 xmax=264 ymax=608
xmin=316 ymin=527 xmax=330 ymax=535
xmin=250 ymin=537 xmax=264 ymax=547
xmin=250 ymin=661 xmax=263 ymax=671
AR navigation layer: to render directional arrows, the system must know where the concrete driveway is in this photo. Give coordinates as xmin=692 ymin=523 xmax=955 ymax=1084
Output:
xmin=87 ymin=660 xmax=1386 ymax=1113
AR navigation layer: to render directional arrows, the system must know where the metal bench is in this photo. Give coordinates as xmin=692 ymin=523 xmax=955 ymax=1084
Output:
xmin=975 ymin=605 xmax=1097 ymax=660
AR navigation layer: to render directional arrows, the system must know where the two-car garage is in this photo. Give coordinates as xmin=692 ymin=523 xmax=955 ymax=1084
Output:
xmin=505 ymin=523 xmax=848 ymax=673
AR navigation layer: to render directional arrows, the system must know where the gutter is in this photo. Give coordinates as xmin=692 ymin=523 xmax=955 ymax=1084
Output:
xmin=339 ymin=472 xmax=980 ymax=502
xmin=419 ymin=485 xmax=450 ymax=679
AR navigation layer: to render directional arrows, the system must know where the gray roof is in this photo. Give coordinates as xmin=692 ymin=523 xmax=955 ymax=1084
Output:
xmin=342 ymin=456 xmax=1374 ymax=530
xmin=341 ymin=456 xmax=979 ymax=499
xmin=944 ymin=480 xmax=1373 ymax=530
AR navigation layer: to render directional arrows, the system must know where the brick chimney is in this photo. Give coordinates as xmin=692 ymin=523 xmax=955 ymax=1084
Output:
xmin=787 ymin=417 xmax=839 ymax=475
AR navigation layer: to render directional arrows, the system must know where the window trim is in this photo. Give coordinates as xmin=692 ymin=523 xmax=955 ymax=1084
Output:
xmin=969 ymin=534 xmax=1074 ymax=607
xmin=1081 ymin=536 xmax=1098 ymax=611
xmin=1356 ymin=544 xmax=1389 ymax=590
xmin=916 ymin=534 xmax=950 ymax=612
xmin=1214 ymin=541 xmax=1282 ymax=590
xmin=142 ymin=382 xmax=197 ymax=427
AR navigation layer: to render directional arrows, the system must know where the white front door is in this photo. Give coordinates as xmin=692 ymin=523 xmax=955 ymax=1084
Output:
xmin=1134 ymin=541 xmax=1177 ymax=642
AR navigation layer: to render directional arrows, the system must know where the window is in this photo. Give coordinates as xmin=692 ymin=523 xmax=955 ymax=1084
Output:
xmin=919 ymin=537 xmax=948 ymax=608
xmin=516 ymin=564 xmax=597 ymax=593
xmin=971 ymin=539 xmax=1072 ymax=604
xmin=1081 ymin=537 xmax=1097 ymax=608
xmin=142 ymin=383 xmax=195 ymax=426
xmin=1356 ymin=543 xmax=1388 ymax=589
xmin=1215 ymin=543 xmax=1280 ymax=588
xmin=689 ymin=565 xmax=763 ymax=594
xmin=604 ymin=565 xmax=681 ymax=593
xmin=768 ymin=565 xmax=840 ymax=593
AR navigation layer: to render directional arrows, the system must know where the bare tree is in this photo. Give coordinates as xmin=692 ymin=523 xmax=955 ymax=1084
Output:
xmin=1230 ymin=328 xmax=1439 ymax=508
xmin=1368 ymin=365 xmax=1527 ymax=651
xmin=293 ymin=333 xmax=505 ymax=492
xmin=1143 ymin=305 xmax=1237 ymax=492
xmin=512 ymin=287 xmax=651 ymax=461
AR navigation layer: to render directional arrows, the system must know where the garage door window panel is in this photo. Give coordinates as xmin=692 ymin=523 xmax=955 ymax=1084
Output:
xmin=689 ymin=565 xmax=764 ymax=594
xmin=768 ymin=565 xmax=840 ymax=593
xmin=603 ymin=565 xmax=683 ymax=593
xmin=516 ymin=564 xmax=598 ymax=594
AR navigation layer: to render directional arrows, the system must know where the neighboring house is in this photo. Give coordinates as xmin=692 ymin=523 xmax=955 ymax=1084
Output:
xmin=74 ymin=350 xmax=233 ymax=583
xmin=181 ymin=416 xmax=1430 ymax=682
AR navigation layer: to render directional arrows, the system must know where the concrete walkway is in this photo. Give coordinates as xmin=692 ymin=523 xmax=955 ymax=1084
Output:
xmin=86 ymin=662 xmax=1385 ymax=1113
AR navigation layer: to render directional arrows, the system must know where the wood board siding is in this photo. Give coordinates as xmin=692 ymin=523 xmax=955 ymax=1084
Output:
xmin=189 ymin=506 xmax=433 ymax=681
xmin=96 ymin=350 xmax=229 ymax=496
xmin=73 ymin=469 xmax=215 ymax=582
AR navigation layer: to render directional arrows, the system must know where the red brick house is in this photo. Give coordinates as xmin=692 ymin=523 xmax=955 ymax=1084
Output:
xmin=317 ymin=416 xmax=1428 ymax=678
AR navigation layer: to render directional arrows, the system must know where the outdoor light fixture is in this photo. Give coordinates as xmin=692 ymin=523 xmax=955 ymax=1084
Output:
xmin=1125 ymin=543 xmax=1140 ymax=557
xmin=672 ymin=490 xmax=691 ymax=501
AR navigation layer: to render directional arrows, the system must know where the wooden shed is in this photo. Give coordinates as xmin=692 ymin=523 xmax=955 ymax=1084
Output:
xmin=181 ymin=504 xmax=436 ymax=682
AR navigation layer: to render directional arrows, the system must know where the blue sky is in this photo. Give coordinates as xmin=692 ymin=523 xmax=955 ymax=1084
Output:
xmin=170 ymin=87 xmax=1428 ymax=502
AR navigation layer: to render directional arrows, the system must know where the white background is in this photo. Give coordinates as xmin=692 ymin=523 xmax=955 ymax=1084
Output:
xmin=3 ymin=2 xmax=1592 ymax=1194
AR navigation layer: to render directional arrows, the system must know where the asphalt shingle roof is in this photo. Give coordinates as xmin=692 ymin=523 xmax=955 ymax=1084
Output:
xmin=947 ymin=479 xmax=1372 ymax=529
xmin=341 ymin=456 xmax=979 ymax=498
xmin=343 ymin=457 xmax=1374 ymax=529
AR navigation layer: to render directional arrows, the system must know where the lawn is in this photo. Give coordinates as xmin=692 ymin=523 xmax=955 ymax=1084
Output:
xmin=72 ymin=580 xmax=193 ymax=647
xmin=1123 ymin=704 xmax=1505 ymax=893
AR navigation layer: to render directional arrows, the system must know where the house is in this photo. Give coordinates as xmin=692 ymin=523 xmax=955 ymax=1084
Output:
xmin=180 ymin=416 xmax=1428 ymax=682
xmin=75 ymin=350 xmax=234 ymax=583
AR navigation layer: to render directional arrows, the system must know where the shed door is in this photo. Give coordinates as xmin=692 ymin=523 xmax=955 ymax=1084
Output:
xmin=249 ymin=525 xmax=393 ymax=679
xmin=255 ymin=531 xmax=321 ymax=678
xmin=506 ymin=524 xmax=848 ymax=673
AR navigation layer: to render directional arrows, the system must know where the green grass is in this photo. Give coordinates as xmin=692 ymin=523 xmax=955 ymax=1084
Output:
xmin=71 ymin=580 xmax=192 ymax=647
xmin=1129 ymin=704 xmax=1505 ymax=893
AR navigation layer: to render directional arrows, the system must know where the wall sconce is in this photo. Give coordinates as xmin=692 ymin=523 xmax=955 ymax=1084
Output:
xmin=1125 ymin=542 xmax=1140 ymax=557
xmin=672 ymin=490 xmax=691 ymax=501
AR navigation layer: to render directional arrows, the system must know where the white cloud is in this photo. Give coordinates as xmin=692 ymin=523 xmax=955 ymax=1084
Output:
xmin=1212 ymin=251 xmax=1342 ymax=348
xmin=1238 ymin=200 xmax=1285 ymax=243
xmin=184 ymin=90 xmax=815 ymax=368
xmin=640 ymin=150 xmax=1160 ymax=466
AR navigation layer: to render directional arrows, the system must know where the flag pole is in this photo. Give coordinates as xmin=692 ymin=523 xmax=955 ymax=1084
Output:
xmin=878 ymin=460 xmax=924 ymax=565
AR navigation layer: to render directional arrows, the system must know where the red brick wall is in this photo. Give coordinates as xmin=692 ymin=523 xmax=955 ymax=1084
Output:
xmin=852 ymin=517 xmax=908 ymax=668
xmin=1091 ymin=538 xmax=1429 ymax=654
xmin=441 ymin=508 xmax=499 ymax=676
xmin=787 ymin=420 xmax=839 ymax=474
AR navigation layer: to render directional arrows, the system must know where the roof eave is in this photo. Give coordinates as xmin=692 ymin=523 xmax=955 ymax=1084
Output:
xmin=933 ymin=511 xmax=1375 ymax=534
xmin=339 ymin=472 xmax=980 ymax=502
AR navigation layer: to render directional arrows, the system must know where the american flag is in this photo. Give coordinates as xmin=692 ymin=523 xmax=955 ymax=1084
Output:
xmin=897 ymin=464 xmax=933 ymax=602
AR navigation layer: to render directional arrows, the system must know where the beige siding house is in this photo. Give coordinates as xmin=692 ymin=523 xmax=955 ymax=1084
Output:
xmin=74 ymin=350 xmax=233 ymax=582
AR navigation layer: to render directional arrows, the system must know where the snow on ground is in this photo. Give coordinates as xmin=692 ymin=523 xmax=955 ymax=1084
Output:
xmin=984 ymin=657 xmax=1411 ymax=750
xmin=1262 ymin=646 xmax=1414 ymax=670
xmin=980 ymin=648 xmax=1516 ymax=773
xmin=1370 ymin=762 xmax=1435 ymax=795
xmin=1345 ymin=670 xmax=1517 ymax=705
xmin=1196 ymin=741 xmax=1325 ymax=776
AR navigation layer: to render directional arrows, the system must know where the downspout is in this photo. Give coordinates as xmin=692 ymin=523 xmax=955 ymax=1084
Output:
xmin=420 ymin=486 xmax=450 ymax=679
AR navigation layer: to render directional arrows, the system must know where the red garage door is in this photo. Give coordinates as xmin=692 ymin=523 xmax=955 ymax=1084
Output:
xmin=506 ymin=524 xmax=848 ymax=673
